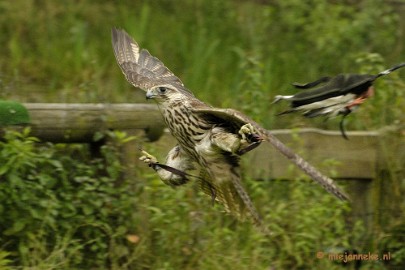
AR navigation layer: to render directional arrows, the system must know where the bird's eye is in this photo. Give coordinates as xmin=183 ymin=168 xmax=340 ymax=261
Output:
xmin=158 ymin=87 xmax=167 ymax=93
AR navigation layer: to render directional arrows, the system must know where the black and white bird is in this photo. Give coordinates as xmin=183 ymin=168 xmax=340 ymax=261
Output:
xmin=273 ymin=63 xmax=405 ymax=139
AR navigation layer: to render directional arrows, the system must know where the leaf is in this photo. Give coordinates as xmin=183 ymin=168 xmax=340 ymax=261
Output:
xmin=3 ymin=220 xmax=26 ymax=235
xmin=0 ymin=165 xmax=9 ymax=175
xmin=82 ymin=205 xmax=94 ymax=215
xmin=93 ymin=131 xmax=105 ymax=142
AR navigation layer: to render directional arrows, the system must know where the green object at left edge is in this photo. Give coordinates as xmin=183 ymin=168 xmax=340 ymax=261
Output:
xmin=0 ymin=100 xmax=30 ymax=126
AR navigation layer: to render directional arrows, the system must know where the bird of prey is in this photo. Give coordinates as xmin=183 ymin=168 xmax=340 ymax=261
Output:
xmin=273 ymin=63 xmax=405 ymax=139
xmin=111 ymin=28 xmax=350 ymax=229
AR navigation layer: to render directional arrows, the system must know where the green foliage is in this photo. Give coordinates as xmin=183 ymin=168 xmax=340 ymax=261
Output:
xmin=0 ymin=129 xmax=368 ymax=269
xmin=379 ymin=221 xmax=405 ymax=269
xmin=0 ymin=0 xmax=402 ymax=112
xmin=0 ymin=129 xmax=138 ymax=268
xmin=0 ymin=250 xmax=12 ymax=270
xmin=119 ymin=168 xmax=362 ymax=270
xmin=0 ymin=0 xmax=401 ymax=133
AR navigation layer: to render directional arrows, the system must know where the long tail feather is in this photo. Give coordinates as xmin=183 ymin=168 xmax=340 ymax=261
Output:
xmin=260 ymin=129 xmax=351 ymax=201
xmin=377 ymin=62 xmax=405 ymax=78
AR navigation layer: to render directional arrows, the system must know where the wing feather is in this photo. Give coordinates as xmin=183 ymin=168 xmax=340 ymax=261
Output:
xmin=192 ymin=107 xmax=262 ymax=131
xmin=111 ymin=28 xmax=187 ymax=91
xmin=290 ymin=74 xmax=374 ymax=107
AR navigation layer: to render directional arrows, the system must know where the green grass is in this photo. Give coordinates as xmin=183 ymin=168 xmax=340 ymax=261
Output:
xmin=0 ymin=0 xmax=404 ymax=269
xmin=0 ymin=1 xmax=403 ymax=127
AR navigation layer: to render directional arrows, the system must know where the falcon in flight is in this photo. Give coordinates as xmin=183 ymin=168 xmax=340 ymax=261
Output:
xmin=273 ymin=63 xmax=405 ymax=139
xmin=111 ymin=28 xmax=349 ymax=229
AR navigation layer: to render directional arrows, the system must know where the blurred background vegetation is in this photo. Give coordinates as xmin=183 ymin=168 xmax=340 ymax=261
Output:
xmin=0 ymin=0 xmax=404 ymax=269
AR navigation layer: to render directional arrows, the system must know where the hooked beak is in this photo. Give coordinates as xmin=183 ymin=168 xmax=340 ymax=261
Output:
xmin=146 ymin=88 xmax=157 ymax=100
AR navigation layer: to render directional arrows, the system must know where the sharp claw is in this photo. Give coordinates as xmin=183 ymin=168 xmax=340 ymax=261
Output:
xmin=251 ymin=133 xmax=262 ymax=141
xmin=239 ymin=123 xmax=259 ymax=141
xmin=139 ymin=149 xmax=158 ymax=166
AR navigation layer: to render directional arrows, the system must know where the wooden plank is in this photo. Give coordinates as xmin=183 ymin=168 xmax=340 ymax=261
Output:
xmin=3 ymin=102 xmax=393 ymax=180
xmin=22 ymin=103 xmax=165 ymax=142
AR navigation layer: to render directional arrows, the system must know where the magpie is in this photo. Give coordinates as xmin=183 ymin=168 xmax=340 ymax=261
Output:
xmin=274 ymin=63 xmax=405 ymax=139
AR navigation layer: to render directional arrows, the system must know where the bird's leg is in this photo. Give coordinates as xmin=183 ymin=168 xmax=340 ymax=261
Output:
xmin=139 ymin=146 xmax=194 ymax=187
xmin=237 ymin=123 xmax=262 ymax=155
xmin=210 ymin=129 xmax=242 ymax=154
xmin=210 ymin=124 xmax=262 ymax=156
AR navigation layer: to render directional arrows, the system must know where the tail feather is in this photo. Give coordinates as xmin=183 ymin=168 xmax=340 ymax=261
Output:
xmin=377 ymin=62 xmax=405 ymax=78
xmin=259 ymin=128 xmax=350 ymax=201
xmin=198 ymin=170 xmax=269 ymax=233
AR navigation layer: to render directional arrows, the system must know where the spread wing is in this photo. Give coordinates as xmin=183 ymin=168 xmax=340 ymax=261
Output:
xmin=193 ymin=107 xmax=351 ymax=201
xmin=111 ymin=28 xmax=190 ymax=93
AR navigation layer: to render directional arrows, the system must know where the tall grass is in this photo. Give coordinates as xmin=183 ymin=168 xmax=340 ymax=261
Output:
xmin=1 ymin=1 xmax=402 ymax=111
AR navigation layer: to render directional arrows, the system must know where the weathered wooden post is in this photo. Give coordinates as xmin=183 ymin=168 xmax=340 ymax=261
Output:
xmin=23 ymin=103 xmax=165 ymax=143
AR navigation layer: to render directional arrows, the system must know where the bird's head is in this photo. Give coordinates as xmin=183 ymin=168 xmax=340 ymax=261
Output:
xmin=146 ymin=84 xmax=189 ymax=104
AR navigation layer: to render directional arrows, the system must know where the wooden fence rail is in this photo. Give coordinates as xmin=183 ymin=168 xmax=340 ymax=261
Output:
xmin=1 ymin=103 xmax=404 ymax=230
xmin=22 ymin=103 xmax=165 ymax=142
